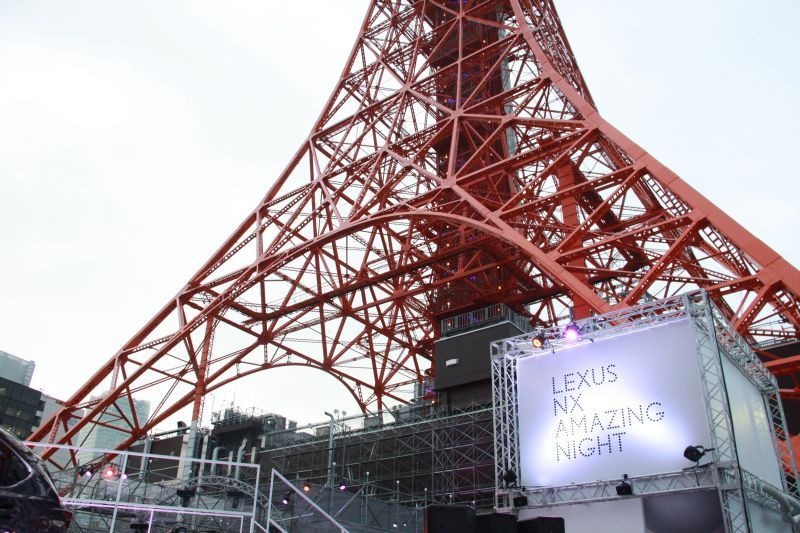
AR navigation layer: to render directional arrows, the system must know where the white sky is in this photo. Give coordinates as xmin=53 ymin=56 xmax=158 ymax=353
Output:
xmin=1 ymin=1 xmax=797 ymax=429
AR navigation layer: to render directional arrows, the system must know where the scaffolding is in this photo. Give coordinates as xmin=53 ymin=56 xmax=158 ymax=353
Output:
xmin=250 ymin=303 xmax=532 ymax=513
xmin=258 ymin=402 xmax=496 ymax=510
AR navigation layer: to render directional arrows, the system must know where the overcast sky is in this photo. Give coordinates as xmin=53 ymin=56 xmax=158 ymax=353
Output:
xmin=1 ymin=1 xmax=797 ymax=428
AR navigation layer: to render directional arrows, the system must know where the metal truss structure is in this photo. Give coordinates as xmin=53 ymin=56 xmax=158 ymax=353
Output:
xmin=265 ymin=473 xmax=423 ymax=532
xmin=30 ymin=0 xmax=800 ymax=459
xmin=24 ymin=442 xmax=266 ymax=533
xmin=260 ymin=403 xmax=496 ymax=510
xmin=491 ymin=291 xmax=799 ymax=532
xmin=265 ymin=469 xmax=350 ymax=532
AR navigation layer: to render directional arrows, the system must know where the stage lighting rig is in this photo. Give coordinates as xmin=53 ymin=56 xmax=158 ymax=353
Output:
xmin=563 ymin=323 xmax=581 ymax=342
xmin=502 ymin=468 xmax=518 ymax=488
xmin=532 ymin=332 xmax=546 ymax=349
xmin=684 ymin=445 xmax=715 ymax=464
xmin=615 ymin=474 xmax=633 ymax=496
xmin=176 ymin=486 xmax=196 ymax=507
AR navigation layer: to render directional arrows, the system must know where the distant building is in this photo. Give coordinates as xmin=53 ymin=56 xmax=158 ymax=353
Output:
xmin=0 ymin=350 xmax=35 ymax=387
xmin=0 ymin=375 xmax=43 ymax=439
xmin=76 ymin=394 xmax=150 ymax=465
xmin=33 ymin=394 xmax=81 ymax=467
xmin=0 ymin=351 xmax=80 ymax=465
xmin=38 ymin=394 xmax=65 ymax=428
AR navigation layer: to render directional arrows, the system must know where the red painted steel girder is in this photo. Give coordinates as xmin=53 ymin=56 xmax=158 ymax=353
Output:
xmin=30 ymin=0 xmax=799 ymax=461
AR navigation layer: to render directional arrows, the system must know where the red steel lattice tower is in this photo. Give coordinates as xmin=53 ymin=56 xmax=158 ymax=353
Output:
xmin=31 ymin=0 xmax=800 ymax=460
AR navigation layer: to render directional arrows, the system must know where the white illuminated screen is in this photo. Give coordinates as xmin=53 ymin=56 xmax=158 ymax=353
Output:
xmin=517 ymin=319 xmax=712 ymax=487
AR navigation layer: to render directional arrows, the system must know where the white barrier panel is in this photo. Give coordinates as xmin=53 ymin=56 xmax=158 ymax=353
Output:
xmin=721 ymin=355 xmax=783 ymax=487
xmin=517 ymin=319 xmax=712 ymax=487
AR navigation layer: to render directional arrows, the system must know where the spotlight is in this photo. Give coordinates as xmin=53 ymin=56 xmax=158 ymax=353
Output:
xmin=78 ymin=467 xmax=94 ymax=478
xmin=615 ymin=474 xmax=633 ymax=496
xmin=104 ymin=466 xmax=116 ymax=477
xmin=176 ymin=487 xmax=196 ymax=507
xmin=339 ymin=482 xmax=347 ymax=491
xmin=563 ymin=323 xmax=581 ymax=342
xmin=501 ymin=468 xmax=517 ymax=488
xmin=281 ymin=491 xmax=291 ymax=505
xmin=302 ymin=481 xmax=312 ymax=493
xmin=512 ymin=495 xmax=528 ymax=507
xmin=532 ymin=333 xmax=546 ymax=349
xmin=683 ymin=445 xmax=715 ymax=463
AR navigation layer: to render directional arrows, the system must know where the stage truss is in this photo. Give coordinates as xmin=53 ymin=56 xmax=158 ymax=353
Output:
xmin=491 ymin=290 xmax=799 ymax=532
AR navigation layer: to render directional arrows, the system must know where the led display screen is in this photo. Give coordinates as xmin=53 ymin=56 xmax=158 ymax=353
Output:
xmin=517 ymin=319 xmax=712 ymax=487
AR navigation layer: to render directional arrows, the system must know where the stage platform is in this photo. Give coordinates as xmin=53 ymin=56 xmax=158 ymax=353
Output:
xmin=491 ymin=290 xmax=800 ymax=532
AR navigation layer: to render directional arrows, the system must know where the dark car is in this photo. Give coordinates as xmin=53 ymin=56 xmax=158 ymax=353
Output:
xmin=0 ymin=427 xmax=71 ymax=532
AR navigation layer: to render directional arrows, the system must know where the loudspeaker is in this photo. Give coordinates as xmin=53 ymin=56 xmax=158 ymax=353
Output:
xmin=513 ymin=495 xmax=529 ymax=507
xmin=425 ymin=504 xmax=476 ymax=532
xmin=517 ymin=516 xmax=565 ymax=533
xmin=476 ymin=512 xmax=517 ymax=533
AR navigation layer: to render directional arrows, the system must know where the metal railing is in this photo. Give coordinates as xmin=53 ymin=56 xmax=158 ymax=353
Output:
xmin=25 ymin=442 xmax=266 ymax=532
xmin=440 ymin=303 xmax=532 ymax=336
xmin=266 ymin=469 xmax=424 ymax=532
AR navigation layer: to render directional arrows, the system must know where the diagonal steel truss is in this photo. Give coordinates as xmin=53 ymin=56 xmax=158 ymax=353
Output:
xmin=30 ymin=0 xmax=800 ymax=460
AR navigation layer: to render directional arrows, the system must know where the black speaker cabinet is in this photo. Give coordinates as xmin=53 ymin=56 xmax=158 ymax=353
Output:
xmin=475 ymin=512 xmax=517 ymax=533
xmin=425 ymin=504 xmax=476 ymax=533
xmin=517 ymin=516 xmax=565 ymax=533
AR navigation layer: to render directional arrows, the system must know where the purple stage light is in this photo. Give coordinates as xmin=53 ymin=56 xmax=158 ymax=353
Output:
xmin=563 ymin=323 xmax=581 ymax=342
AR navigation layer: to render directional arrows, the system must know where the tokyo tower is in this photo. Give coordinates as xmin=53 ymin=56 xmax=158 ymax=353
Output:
xmin=30 ymin=0 xmax=800 ymax=460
